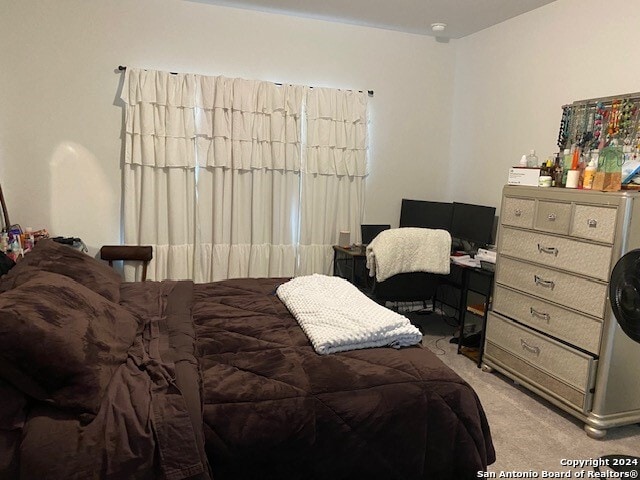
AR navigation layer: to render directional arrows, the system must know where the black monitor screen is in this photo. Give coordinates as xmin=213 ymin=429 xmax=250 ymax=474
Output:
xmin=361 ymin=224 xmax=391 ymax=245
xmin=399 ymin=199 xmax=453 ymax=230
xmin=450 ymin=202 xmax=496 ymax=247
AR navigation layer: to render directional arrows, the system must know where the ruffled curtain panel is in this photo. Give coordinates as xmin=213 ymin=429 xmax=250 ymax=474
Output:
xmin=121 ymin=68 xmax=367 ymax=281
xmin=305 ymin=87 xmax=368 ymax=176
xmin=195 ymin=77 xmax=304 ymax=171
xmin=297 ymin=88 xmax=368 ymax=275
xmin=122 ymin=69 xmax=196 ymax=281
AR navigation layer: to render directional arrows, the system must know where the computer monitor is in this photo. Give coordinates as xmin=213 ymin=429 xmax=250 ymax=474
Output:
xmin=450 ymin=202 xmax=496 ymax=248
xmin=399 ymin=199 xmax=453 ymax=230
xmin=361 ymin=224 xmax=390 ymax=245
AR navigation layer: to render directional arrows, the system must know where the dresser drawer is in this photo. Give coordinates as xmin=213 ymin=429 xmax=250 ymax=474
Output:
xmin=498 ymin=227 xmax=613 ymax=281
xmin=492 ymin=285 xmax=603 ymax=354
xmin=484 ymin=341 xmax=594 ymax=412
xmin=535 ymin=200 xmax=572 ymax=235
xmin=570 ymin=204 xmax=617 ymax=244
xmin=501 ymin=197 xmax=535 ymax=229
xmin=495 ymin=257 xmax=607 ymax=318
xmin=485 ymin=313 xmax=597 ymax=392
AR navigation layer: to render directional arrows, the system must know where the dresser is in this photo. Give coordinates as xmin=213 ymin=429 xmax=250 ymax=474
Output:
xmin=483 ymin=185 xmax=640 ymax=438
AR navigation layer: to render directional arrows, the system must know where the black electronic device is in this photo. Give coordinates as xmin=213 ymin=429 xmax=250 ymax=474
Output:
xmin=51 ymin=236 xmax=88 ymax=252
xmin=360 ymin=224 xmax=390 ymax=245
xmin=610 ymin=249 xmax=640 ymax=344
xmin=0 ymin=251 xmax=15 ymax=275
xmin=450 ymin=202 xmax=496 ymax=249
xmin=399 ymin=199 xmax=453 ymax=230
xmin=603 ymin=250 xmax=640 ymax=471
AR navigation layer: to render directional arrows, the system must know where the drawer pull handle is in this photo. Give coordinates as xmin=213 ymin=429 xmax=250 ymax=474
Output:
xmin=530 ymin=307 xmax=550 ymax=322
xmin=534 ymin=275 xmax=555 ymax=290
xmin=547 ymin=213 xmax=557 ymax=221
xmin=587 ymin=219 xmax=598 ymax=228
xmin=521 ymin=339 xmax=541 ymax=356
xmin=514 ymin=209 xmax=522 ymax=217
xmin=537 ymin=244 xmax=559 ymax=256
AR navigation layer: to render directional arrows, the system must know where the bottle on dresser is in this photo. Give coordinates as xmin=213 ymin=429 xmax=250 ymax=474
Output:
xmin=538 ymin=158 xmax=553 ymax=187
xmin=577 ymin=152 xmax=587 ymax=189
xmin=582 ymin=156 xmax=597 ymax=189
xmin=553 ymin=153 xmax=564 ymax=187
xmin=562 ymin=148 xmax=572 ymax=186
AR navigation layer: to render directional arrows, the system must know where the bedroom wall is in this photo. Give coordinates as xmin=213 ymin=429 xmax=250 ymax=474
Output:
xmin=0 ymin=0 xmax=456 ymax=250
xmin=449 ymin=0 xmax=640 ymax=214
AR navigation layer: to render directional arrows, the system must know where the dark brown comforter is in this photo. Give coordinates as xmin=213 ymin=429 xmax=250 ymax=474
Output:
xmin=8 ymin=281 xmax=210 ymax=480
xmin=193 ymin=278 xmax=495 ymax=480
xmin=5 ymin=276 xmax=494 ymax=480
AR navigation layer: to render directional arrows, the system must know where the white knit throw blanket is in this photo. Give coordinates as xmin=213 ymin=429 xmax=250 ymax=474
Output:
xmin=276 ymin=274 xmax=422 ymax=355
xmin=366 ymin=227 xmax=451 ymax=282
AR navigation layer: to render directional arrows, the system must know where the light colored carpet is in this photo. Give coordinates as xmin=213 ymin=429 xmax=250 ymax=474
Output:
xmin=409 ymin=312 xmax=640 ymax=475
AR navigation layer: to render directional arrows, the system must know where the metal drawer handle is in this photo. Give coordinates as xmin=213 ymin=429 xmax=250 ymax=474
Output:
xmin=534 ymin=275 xmax=555 ymax=290
xmin=547 ymin=213 xmax=557 ymax=221
xmin=537 ymin=244 xmax=559 ymax=256
xmin=514 ymin=209 xmax=522 ymax=217
xmin=530 ymin=307 xmax=550 ymax=322
xmin=521 ymin=339 xmax=541 ymax=356
xmin=587 ymin=219 xmax=598 ymax=228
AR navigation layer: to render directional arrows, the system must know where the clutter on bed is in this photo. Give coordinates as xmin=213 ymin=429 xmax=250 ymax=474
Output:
xmin=0 ymin=227 xmax=50 ymax=262
xmin=0 ymin=239 xmax=495 ymax=479
xmin=0 ymin=183 xmax=34 ymax=261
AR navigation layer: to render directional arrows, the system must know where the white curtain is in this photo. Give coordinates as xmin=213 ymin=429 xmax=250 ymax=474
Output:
xmin=297 ymin=88 xmax=368 ymax=275
xmin=122 ymin=68 xmax=367 ymax=281
xmin=193 ymin=77 xmax=305 ymax=281
xmin=121 ymin=68 xmax=197 ymax=281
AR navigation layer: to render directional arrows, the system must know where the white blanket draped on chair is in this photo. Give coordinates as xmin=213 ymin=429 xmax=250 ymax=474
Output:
xmin=366 ymin=227 xmax=451 ymax=282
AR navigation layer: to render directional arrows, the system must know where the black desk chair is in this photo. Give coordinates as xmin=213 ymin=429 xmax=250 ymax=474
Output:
xmin=370 ymin=272 xmax=440 ymax=307
xmin=365 ymin=228 xmax=444 ymax=309
xmin=100 ymin=245 xmax=153 ymax=281
xmin=357 ymin=224 xmax=391 ymax=289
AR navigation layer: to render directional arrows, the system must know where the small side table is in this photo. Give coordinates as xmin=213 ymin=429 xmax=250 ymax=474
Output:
xmin=454 ymin=264 xmax=495 ymax=367
xmin=332 ymin=245 xmax=368 ymax=289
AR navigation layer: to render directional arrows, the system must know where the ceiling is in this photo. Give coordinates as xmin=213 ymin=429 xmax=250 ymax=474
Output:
xmin=189 ymin=0 xmax=557 ymax=39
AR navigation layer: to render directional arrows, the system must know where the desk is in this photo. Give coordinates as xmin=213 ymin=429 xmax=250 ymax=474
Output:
xmin=332 ymin=246 xmax=495 ymax=367
xmin=332 ymin=245 xmax=368 ymax=289
xmin=451 ymin=263 xmax=494 ymax=367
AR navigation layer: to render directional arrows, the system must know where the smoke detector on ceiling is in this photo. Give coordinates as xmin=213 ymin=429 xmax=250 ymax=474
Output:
xmin=431 ymin=23 xmax=447 ymax=33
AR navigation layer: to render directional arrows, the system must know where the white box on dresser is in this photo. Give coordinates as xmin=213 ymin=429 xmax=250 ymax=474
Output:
xmin=483 ymin=185 xmax=640 ymax=438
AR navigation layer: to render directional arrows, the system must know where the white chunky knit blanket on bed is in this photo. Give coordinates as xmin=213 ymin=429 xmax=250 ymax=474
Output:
xmin=366 ymin=227 xmax=451 ymax=282
xmin=276 ymin=274 xmax=422 ymax=355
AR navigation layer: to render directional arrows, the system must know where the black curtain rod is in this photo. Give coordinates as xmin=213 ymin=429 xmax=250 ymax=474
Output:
xmin=117 ymin=65 xmax=374 ymax=97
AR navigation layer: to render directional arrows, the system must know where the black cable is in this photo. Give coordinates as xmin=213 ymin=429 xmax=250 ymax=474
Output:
xmin=429 ymin=336 xmax=449 ymax=356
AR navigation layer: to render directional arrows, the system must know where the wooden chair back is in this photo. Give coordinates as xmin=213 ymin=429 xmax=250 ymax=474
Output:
xmin=100 ymin=245 xmax=153 ymax=281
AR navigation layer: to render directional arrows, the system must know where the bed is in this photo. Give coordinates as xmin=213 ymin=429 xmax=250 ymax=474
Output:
xmin=0 ymin=239 xmax=495 ymax=480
